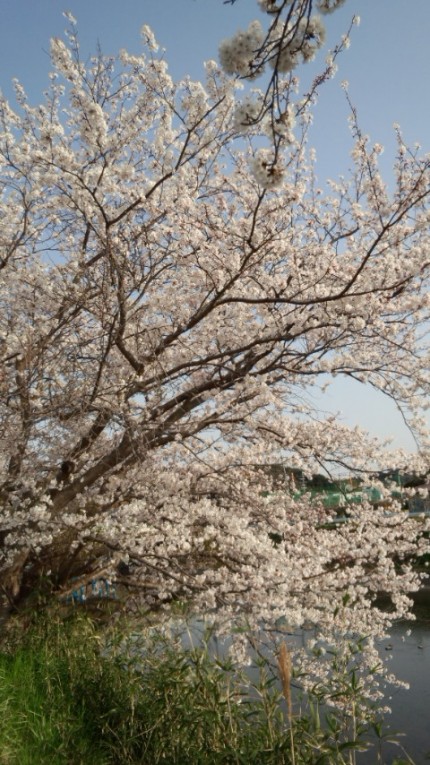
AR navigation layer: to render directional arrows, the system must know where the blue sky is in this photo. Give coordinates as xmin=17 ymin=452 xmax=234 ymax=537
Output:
xmin=1 ymin=0 xmax=429 ymax=451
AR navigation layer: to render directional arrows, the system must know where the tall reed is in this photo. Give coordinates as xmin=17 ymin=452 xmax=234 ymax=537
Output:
xmin=278 ymin=641 xmax=295 ymax=765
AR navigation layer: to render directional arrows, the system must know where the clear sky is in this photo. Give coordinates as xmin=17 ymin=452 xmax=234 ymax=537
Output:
xmin=1 ymin=0 xmax=429 ymax=451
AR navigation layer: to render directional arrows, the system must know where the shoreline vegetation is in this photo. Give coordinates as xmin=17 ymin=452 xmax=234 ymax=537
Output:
xmin=0 ymin=606 xmax=425 ymax=765
xmin=0 ymin=470 xmax=427 ymax=763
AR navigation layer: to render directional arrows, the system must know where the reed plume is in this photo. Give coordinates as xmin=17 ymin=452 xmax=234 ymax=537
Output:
xmin=278 ymin=641 xmax=295 ymax=765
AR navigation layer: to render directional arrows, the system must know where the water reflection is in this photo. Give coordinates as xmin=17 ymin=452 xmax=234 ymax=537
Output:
xmin=365 ymin=619 xmax=430 ymax=764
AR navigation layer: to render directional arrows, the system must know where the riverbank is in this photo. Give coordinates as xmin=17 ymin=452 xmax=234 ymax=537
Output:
xmin=0 ymin=607 xmax=418 ymax=765
xmin=0 ymin=611 xmax=314 ymax=764
xmin=1 ymin=599 xmax=429 ymax=764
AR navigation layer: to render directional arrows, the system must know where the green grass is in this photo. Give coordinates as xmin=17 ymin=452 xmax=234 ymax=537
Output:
xmin=0 ymin=614 xmax=134 ymax=764
xmin=0 ymin=610 xmax=415 ymax=764
xmin=0 ymin=611 xmax=293 ymax=764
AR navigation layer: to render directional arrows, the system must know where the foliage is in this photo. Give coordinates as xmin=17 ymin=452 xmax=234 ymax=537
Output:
xmin=0 ymin=613 xmax=135 ymax=764
xmin=0 ymin=612 xmax=416 ymax=764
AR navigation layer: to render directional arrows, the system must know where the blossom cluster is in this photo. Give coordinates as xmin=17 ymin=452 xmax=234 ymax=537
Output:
xmin=250 ymin=148 xmax=285 ymax=188
xmin=219 ymin=20 xmax=265 ymax=77
xmin=270 ymin=14 xmax=327 ymax=73
xmin=317 ymin=0 xmax=346 ymax=14
xmin=257 ymin=0 xmax=285 ymax=12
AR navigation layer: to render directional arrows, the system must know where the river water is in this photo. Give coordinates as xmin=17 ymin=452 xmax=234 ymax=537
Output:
xmin=179 ymin=612 xmax=430 ymax=764
xmin=366 ymin=618 xmax=430 ymax=764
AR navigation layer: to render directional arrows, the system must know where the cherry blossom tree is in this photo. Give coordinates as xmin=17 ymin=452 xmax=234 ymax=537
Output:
xmin=0 ymin=10 xmax=430 ymax=706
